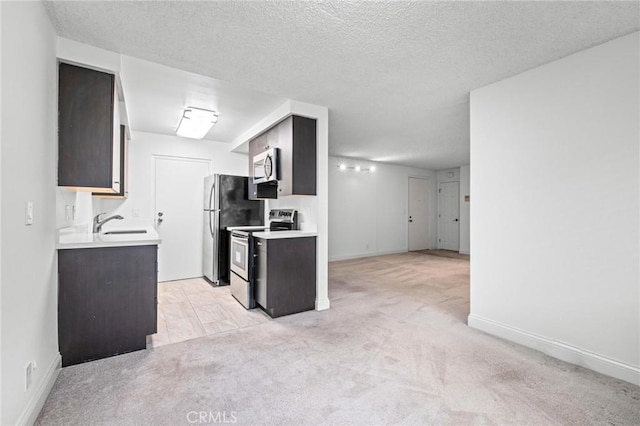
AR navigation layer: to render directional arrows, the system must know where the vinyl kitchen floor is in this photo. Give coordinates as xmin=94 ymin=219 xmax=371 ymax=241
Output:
xmin=146 ymin=278 xmax=269 ymax=348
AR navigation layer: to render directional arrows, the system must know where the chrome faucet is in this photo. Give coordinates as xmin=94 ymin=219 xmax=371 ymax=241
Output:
xmin=93 ymin=212 xmax=124 ymax=233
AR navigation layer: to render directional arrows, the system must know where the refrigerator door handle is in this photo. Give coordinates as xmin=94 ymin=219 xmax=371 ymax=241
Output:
xmin=209 ymin=211 xmax=215 ymax=238
xmin=208 ymin=183 xmax=215 ymax=210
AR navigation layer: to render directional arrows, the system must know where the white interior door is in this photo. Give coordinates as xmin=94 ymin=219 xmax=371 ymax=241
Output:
xmin=408 ymin=177 xmax=430 ymax=251
xmin=155 ymin=156 xmax=211 ymax=282
xmin=438 ymin=181 xmax=460 ymax=251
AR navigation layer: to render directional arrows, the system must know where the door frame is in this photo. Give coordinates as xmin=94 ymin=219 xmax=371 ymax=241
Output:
xmin=407 ymin=175 xmax=432 ymax=252
xmin=437 ymin=180 xmax=460 ymax=251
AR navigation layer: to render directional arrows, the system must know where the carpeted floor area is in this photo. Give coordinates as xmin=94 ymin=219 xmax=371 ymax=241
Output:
xmin=37 ymin=253 xmax=639 ymax=425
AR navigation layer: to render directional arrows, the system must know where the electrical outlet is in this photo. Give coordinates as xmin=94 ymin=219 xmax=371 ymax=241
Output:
xmin=26 ymin=361 xmax=37 ymax=391
xmin=25 ymin=361 xmax=34 ymax=391
xmin=25 ymin=201 xmax=34 ymax=225
xmin=132 ymin=208 xmax=140 ymax=218
xmin=65 ymin=205 xmax=72 ymax=222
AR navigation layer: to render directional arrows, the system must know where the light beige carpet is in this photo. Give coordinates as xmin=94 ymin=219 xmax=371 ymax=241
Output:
xmin=37 ymin=253 xmax=639 ymax=425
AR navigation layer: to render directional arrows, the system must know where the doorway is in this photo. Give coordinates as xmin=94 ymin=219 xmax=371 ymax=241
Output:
xmin=438 ymin=181 xmax=459 ymax=251
xmin=154 ymin=156 xmax=211 ymax=282
xmin=408 ymin=177 xmax=430 ymax=251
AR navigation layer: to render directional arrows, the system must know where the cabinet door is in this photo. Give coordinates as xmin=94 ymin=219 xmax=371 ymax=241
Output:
xmin=144 ymin=248 xmax=159 ymax=335
xmin=93 ymin=125 xmax=127 ymax=197
xmin=275 ymin=117 xmax=293 ymax=196
xmin=291 ymin=116 xmax=317 ymax=195
xmin=58 ymin=63 xmax=119 ymax=192
xmin=278 ymin=116 xmax=317 ymax=196
xmin=255 ymin=239 xmax=268 ymax=309
xmin=265 ymin=126 xmax=279 ymax=151
xmin=122 ymin=127 xmax=129 ymax=197
xmin=110 ymin=89 xmax=122 ymax=192
xmin=262 ymin=237 xmax=316 ymax=318
xmin=58 ymin=245 xmax=157 ymax=367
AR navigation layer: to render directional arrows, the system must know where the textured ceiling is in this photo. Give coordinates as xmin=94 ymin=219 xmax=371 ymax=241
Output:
xmin=45 ymin=1 xmax=640 ymax=170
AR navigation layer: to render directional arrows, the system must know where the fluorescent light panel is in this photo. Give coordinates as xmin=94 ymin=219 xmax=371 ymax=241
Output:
xmin=337 ymin=163 xmax=376 ymax=172
xmin=176 ymin=107 xmax=218 ymax=139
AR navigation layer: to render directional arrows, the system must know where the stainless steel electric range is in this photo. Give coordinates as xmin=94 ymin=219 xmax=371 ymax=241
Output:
xmin=228 ymin=209 xmax=299 ymax=309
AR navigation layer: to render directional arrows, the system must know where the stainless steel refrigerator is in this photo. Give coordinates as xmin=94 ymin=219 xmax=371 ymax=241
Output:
xmin=203 ymin=174 xmax=264 ymax=285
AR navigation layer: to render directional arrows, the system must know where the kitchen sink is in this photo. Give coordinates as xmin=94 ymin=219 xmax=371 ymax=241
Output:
xmin=103 ymin=230 xmax=147 ymax=235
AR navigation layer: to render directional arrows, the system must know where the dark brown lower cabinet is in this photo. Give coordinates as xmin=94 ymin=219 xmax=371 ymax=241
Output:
xmin=58 ymin=245 xmax=157 ymax=367
xmin=255 ymin=237 xmax=316 ymax=318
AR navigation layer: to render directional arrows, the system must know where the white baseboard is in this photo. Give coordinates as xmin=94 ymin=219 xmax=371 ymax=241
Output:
xmin=468 ymin=314 xmax=640 ymax=386
xmin=16 ymin=353 xmax=61 ymax=426
xmin=329 ymin=249 xmax=407 ymax=262
xmin=315 ymin=296 xmax=330 ymax=311
xmin=459 ymin=250 xmax=470 ymax=255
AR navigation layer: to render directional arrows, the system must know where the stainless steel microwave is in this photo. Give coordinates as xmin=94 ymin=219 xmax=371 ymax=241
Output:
xmin=253 ymin=147 xmax=279 ymax=184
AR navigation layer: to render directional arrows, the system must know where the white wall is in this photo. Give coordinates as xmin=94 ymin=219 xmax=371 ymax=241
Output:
xmin=436 ymin=168 xmax=460 ymax=183
xmin=329 ymin=157 xmax=436 ymax=261
xmin=459 ymin=165 xmax=470 ymax=255
xmin=1 ymin=2 xmax=60 ymax=424
xmin=57 ymin=131 xmax=249 ymax=230
xmin=469 ymin=32 xmax=639 ymax=385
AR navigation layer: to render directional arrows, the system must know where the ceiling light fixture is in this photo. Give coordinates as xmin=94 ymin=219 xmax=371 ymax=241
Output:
xmin=335 ymin=161 xmax=377 ymax=173
xmin=176 ymin=107 xmax=218 ymax=139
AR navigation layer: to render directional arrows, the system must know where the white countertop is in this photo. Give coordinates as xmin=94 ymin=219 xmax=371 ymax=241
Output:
xmin=57 ymin=226 xmax=161 ymax=250
xmin=252 ymin=230 xmax=317 ymax=240
xmin=226 ymin=226 xmax=269 ymax=231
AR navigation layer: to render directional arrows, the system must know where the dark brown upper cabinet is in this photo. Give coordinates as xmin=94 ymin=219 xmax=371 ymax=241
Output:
xmin=248 ymin=115 xmax=316 ymax=200
xmin=58 ymin=62 xmax=121 ymax=193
